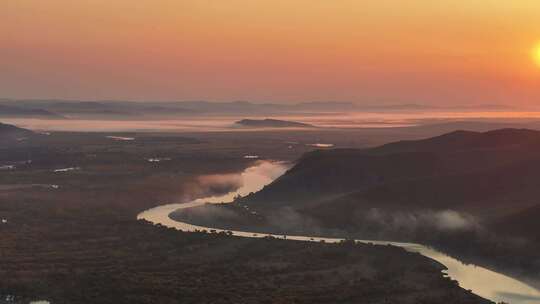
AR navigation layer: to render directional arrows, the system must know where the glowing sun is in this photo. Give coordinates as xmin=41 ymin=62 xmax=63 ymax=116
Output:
xmin=534 ymin=43 xmax=540 ymax=67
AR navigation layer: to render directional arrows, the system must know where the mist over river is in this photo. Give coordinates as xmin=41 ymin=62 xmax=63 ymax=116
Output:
xmin=138 ymin=161 xmax=540 ymax=304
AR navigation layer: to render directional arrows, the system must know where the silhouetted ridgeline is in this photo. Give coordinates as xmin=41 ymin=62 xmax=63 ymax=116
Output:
xmin=238 ymin=128 xmax=540 ymax=283
xmin=245 ymin=129 xmax=540 ymax=217
xmin=0 ymin=100 xmax=358 ymax=119
xmin=0 ymin=104 xmax=62 ymax=118
xmin=235 ymin=118 xmax=315 ymax=128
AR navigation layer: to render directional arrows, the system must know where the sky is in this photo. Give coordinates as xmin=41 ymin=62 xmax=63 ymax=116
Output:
xmin=1 ymin=1 xmax=540 ymax=105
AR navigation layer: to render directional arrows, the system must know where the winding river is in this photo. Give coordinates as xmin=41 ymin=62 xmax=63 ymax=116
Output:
xmin=138 ymin=161 xmax=540 ymax=304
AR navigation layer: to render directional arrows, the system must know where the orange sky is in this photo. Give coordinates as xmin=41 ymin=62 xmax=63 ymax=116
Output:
xmin=1 ymin=1 xmax=539 ymax=105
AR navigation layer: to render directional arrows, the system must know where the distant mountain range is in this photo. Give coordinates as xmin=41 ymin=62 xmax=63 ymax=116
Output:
xmin=0 ymin=99 xmax=518 ymax=119
xmin=0 ymin=104 xmax=63 ymax=118
xmin=0 ymin=100 xmax=360 ymax=118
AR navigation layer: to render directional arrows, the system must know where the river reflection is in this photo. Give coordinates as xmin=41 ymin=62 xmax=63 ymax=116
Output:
xmin=138 ymin=161 xmax=540 ymax=304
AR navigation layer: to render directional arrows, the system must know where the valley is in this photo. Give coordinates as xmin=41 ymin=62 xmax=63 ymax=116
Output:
xmin=0 ymin=122 xmax=497 ymax=304
xmin=3 ymin=121 xmax=540 ymax=303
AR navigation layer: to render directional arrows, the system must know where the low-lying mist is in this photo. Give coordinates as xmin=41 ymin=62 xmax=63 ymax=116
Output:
xmin=260 ymin=207 xmax=482 ymax=240
xmin=361 ymin=208 xmax=479 ymax=235
xmin=177 ymin=160 xmax=289 ymax=205
xmin=195 ymin=174 xmax=244 ymax=198
xmin=173 ymin=166 xmax=484 ymax=239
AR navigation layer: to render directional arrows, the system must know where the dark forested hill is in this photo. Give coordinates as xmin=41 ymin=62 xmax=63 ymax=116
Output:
xmin=243 ymin=129 xmax=540 ymax=220
xmin=236 ymin=128 xmax=540 ymax=282
xmin=492 ymin=203 xmax=540 ymax=241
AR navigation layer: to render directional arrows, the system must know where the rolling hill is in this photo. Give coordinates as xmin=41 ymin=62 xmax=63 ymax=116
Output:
xmin=235 ymin=119 xmax=315 ymax=128
xmin=237 ymin=128 xmax=540 ymax=280
xmin=242 ymin=129 xmax=540 ymax=222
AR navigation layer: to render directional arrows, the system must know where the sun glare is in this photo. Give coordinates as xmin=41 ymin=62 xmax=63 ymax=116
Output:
xmin=534 ymin=43 xmax=540 ymax=67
